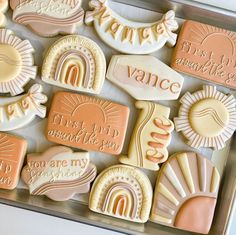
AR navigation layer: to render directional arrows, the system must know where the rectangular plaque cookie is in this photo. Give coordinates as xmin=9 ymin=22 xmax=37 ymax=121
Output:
xmin=171 ymin=20 xmax=236 ymax=89
xmin=46 ymin=92 xmax=130 ymax=155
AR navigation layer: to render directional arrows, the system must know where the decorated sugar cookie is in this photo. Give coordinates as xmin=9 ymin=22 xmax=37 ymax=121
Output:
xmin=0 ymin=0 xmax=8 ymax=27
xmin=89 ymin=164 xmax=153 ymax=223
xmin=174 ymin=85 xmax=236 ymax=150
xmin=0 ymin=132 xmax=27 ymax=190
xmin=120 ymin=101 xmax=174 ymax=171
xmin=0 ymin=84 xmax=47 ymax=131
xmin=85 ymin=0 xmax=178 ymax=54
xmin=22 ymin=146 xmax=97 ymax=201
xmin=42 ymin=35 xmax=106 ymax=94
xmin=107 ymin=55 xmax=184 ymax=100
xmin=10 ymin=0 xmax=84 ymax=37
xmin=150 ymin=152 xmax=220 ymax=234
xmin=0 ymin=29 xmax=37 ymax=96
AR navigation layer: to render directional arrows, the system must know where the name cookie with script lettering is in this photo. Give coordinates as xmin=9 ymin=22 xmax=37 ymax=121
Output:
xmin=46 ymin=92 xmax=130 ymax=155
xmin=107 ymin=55 xmax=184 ymax=100
xmin=85 ymin=0 xmax=178 ymax=54
xmin=0 ymin=132 xmax=27 ymax=190
xmin=171 ymin=20 xmax=236 ymax=89
xmin=10 ymin=0 xmax=84 ymax=37
xmin=120 ymin=101 xmax=174 ymax=171
xmin=174 ymin=85 xmax=236 ymax=150
xmin=0 ymin=29 xmax=37 ymax=96
xmin=22 ymin=146 xmax=97 ymax=201
xmin=0 ymin=0 xmax=8 ymax=26
xmin=42 ymin=35 xmax=106 ymax=94
xmin=0 ymin=84 xmax=47 ymax=131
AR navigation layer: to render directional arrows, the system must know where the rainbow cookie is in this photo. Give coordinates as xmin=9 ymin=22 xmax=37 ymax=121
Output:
xmin=0 ymin=0 xmax=8 ymax=27
xmin=174 ymin=85 xmax=236 ymax=150
xmin=22 ymin=146 xmax=97 ymax=201
xmin=150 ymin=152 xmax=220 ymax=234
xmin=10 ymin=0 xmax=84 ymax=37
xmin=89 ymin=164 xmax=153 ymax=223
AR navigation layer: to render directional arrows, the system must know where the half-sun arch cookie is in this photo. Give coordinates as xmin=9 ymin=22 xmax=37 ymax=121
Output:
xmin=150 ymin=152 xmax=220 ymax=234
xmin=0 ymin=0 xmax=8 ymax=27
xmin=89 ymin=164 xmax=153 ymax=223
xmin=85 ymin=0 xmax=178 ymax=54
xmin=174 ymin=85 xmax=236 ymax=150
xmin=42 ymin=35 xmax=106 ymax=94
xmin=120 ymin=101 xmax=174 ymax=171
xmin=10 ymin=0 xmax=84 ymax=37
xmin=21 ymin=146 xmax=97 ymax=201
xmin=0 ymin=29 xmax=37 ymax=96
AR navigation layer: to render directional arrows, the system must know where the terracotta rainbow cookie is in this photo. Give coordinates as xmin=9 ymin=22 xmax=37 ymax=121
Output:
xmin=46 ymin=92 xmax=130 ymax=155
xmin=85 ymin=0 xmax=178 ymax=54
xmin=0 ymin=0 xmax=8 ymax=26
xmin=0 ymin=29 xmax=37 ymax=96
xmin=89 ymin=165 xmax=153 ymax=223
xmin=0 ymin=132 xmax=27 ymax=190
xmin=107 ymin=55 xmax=184 ymax=101
xmin=174 ymin=85 xmax=236 ymax=150
xmin=22 ymin=146 xmax=96 ymax=201
xmin=10 ymin=0 xmax=84 ymax=37
xmin=171 ymin=20 xmax=236 ymax=89
xmin=42 ymin=35 xmax=106 ymax=94
xmin=120 ymin=101 xmax=174 ymax=171
xmin=150 ymin=152 xmax=220 ymax=234
xmin=0 ymin=84 xmax=47 ymax=131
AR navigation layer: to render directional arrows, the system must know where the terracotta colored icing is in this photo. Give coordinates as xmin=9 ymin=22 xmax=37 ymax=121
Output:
xmin=106 ymin=55 xmax=184 ymax=100
xmin=120 ymin=101 xmax=174 ymax=171
xmin=85 ymin=0 xmax=178 ymax=54
xmin=174 ymin=196 xmax=217 ymax=234
xmin=0 ymin=29 xmax=37 ymax=96
xmin=10 ymin=0 xmax=84 ymax=37
xmin=150 ymin=152 xmax=220 ymax=234
xmin=89 ymin=164 xmax=153 ymax=223
xmin=0 ymin=84 xmax=47 ymax=131
xmin=174 ymin=85 xmax=236 ymax=150
xmin=21 ymin=146 xmax=97 ymax=201
xmin=171 ymin=20 xmax=236 ymax=89
xmin=46 ymin=92 xmax=130 ymax=155
xmin=0 ymin=0 xmax=8 ymax=27
xmin=42 ymin=35 xmax=106 ymax=94
xmin=0 ymin=132 xmax=27 ymax=190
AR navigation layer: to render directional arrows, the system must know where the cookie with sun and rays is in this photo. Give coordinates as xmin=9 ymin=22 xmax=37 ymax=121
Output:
xmin=150 ymin=152 xmax=220 ymax=234
xmin=0 ymin=29 xmax=37 ymax=96
xmin=0 ymin=132 xmax=27 ymax=189
xmin=174 ymin=85 xmax=236 ymax=150
xmin=89 ymin=164 xmax=153 ymax=223
xmin=171 ymin=20 xmax=236 ymax=89
xmin=46 ymin=92 xmax=130 ymax=155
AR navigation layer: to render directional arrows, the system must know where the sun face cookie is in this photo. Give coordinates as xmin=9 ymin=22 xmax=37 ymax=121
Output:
xmin=150 ymin=152 xmax=220 ymax=234
xmin=171 ymin=20 xmax=236 ymax=89
xmin=22 ymin=146 xmax=96 ymax=201
xmin=0 ymin=132 xmax=27 ymax=190
xmin=0 ymin=29 xmax=37 ymax=96
xmin=120 ymin=101 xmax=174 ymax=171
xmin=0 ymin=0 xmax=8 ymax=27
xmin=107 ymin=55 xmax=184 ymax=100
xmin=85 ymin=0 xmax=178 ymax=54
xmin=174 ymin=85 xmax=236 ymax=150
xmin=46 ymin=92 xmax=130 ymax=155
xmin=10 ymin=0 xmax=84 ymax=37
xmin=89 ymin=164 xmax=153 ymax=223
xmin=0 ymin=84 xmax=47 ymax=131
xmin=42 ymin=35 xmax=106 ymax=94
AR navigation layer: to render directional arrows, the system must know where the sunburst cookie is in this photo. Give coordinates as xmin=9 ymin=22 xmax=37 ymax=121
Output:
xmin=174 ymin=85 xmax=236 ymax=150
xmin=89 ymin=164 xmax=153 ymax=223
xmin=150 ymin=152 xmax=220 ymax=234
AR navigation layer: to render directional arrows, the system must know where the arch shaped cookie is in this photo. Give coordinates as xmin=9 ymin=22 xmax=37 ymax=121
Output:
xmin=150 ymin=152 xmax=220 ymax=234
xmin=89 ymin=164 xmax=153 ymax=223
xmin=42 ymin=35 xmax=106 ymax=94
